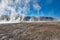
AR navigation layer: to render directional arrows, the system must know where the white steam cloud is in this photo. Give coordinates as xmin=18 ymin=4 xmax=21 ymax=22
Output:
xmin=33 ymin=3 xmax=41 ymax=10
xmin=0 ymin=0 xmax=41 ymax=24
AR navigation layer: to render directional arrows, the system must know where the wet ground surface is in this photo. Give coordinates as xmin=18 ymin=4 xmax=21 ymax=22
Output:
xmin=0 ymin=22 xmax=60 ymax=40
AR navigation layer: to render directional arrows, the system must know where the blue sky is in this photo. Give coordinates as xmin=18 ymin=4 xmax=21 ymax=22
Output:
xmin=0 ymin=0 xmax=60 ymax=18
xmin=26 ymin=0 xmax=60 ymax=18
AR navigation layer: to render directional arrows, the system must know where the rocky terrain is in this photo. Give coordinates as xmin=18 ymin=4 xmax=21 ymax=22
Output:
xmin=0 ymin=22 xmax=60 ymax=40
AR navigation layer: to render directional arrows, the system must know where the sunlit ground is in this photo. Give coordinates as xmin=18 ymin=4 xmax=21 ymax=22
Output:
xmin=0 ymin=22 xmax=60 ymax=40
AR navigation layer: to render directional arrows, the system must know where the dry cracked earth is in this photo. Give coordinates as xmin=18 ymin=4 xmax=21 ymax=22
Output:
xmin=0 ymin=22 xmax=60 ymax=40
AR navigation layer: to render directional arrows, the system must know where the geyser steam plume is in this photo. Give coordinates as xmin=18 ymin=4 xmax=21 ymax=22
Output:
xmin=0 ymin=0 xmax=41 ymax=23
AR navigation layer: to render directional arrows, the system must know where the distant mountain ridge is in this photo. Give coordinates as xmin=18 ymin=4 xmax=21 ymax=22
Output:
xmin=23 ymin=16 xmax=54 ymax=21
xmin=0 ymin=15 xmax=55 ymax=22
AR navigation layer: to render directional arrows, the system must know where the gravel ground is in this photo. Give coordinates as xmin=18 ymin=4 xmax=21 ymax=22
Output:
xmin=0 ymin=22 xmax=60 ymax=40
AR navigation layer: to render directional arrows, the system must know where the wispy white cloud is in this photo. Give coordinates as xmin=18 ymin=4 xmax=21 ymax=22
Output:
xmin=33 ymin=4 xmax=41 ymax=10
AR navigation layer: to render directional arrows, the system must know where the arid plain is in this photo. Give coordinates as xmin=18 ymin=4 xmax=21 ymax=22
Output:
xmin=0 ymin=22 xmax=60 ymax=40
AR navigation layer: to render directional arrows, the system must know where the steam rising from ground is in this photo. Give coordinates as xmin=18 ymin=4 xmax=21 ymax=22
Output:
xmin=0 ymin=0 xmax=41 ymax=24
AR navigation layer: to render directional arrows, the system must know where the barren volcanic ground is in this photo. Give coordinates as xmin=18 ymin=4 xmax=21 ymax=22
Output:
xmin=0 ymin=22 xmax=60 ymax=40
